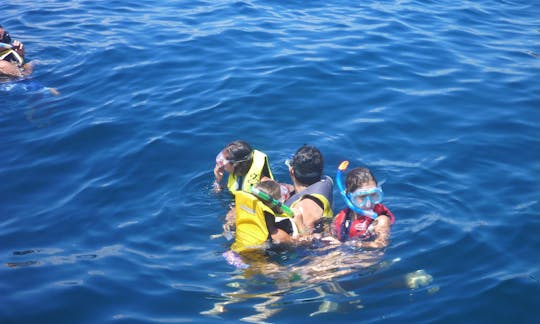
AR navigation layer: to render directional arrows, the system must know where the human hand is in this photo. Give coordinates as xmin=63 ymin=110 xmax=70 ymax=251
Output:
xmin=212 ymin=164 xmax=224 ymax=192
xmin=225 ymin=206 xmax=236 ymax=223
xmin=11 ymin=40 xmax=24 ymax=56
xmin=320 ymin=236 xmax=341 ymax=245
xmin=212 ymin=181 xmax=223 ymax=193
xmin=222 ymin=223 xmax=234 ymax=241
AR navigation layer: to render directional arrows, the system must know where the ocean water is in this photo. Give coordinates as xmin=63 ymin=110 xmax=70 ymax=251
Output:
xmin=1 ymin=0 xmax=539 ymax=322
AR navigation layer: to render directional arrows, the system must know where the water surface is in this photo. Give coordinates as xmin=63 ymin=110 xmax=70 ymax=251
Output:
xmin=1 ymin=0 xmax=539 ymax=322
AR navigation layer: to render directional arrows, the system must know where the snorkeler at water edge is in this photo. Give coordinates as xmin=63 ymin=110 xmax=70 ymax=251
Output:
xmin=212 ymin=140 xmax=274 ymax=194
xmin=0 ymin=25 xmax=33 ymax=78
xmin=230 ymin=180 xmax=297 ymax=254
xmin=214 ymin=141 xmax=276 ymax=239
xmin=328 ymin=161 xmax=395 ymax=249
xmin=284 ymin=145 xmax=334 ymax=236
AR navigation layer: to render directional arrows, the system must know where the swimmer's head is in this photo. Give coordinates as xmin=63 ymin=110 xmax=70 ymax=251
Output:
xmin=286 ymin=145 xmax=323 ymax=186
xmin=346 ymin=167 xmax=382 ymax=211
xmin=254 ymin=180 xmax=282 ymax=213
xmin=0 ymin=25 xmax=11 ymax=44
xmin=254 ymin=180 xmax=281 ymax=200
xmin=345 ymin=167 xmax=377 ymax=191
xmin=216 ymin=140 xmax=254 ymax=176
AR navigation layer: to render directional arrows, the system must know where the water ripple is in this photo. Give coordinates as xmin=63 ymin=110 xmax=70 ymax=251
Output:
xmin=1 ymin=0 xmax=539 ymax=322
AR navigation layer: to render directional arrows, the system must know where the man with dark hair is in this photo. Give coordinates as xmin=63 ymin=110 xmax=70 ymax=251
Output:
xmin=285 ymin=145 xmax=334 ymax=235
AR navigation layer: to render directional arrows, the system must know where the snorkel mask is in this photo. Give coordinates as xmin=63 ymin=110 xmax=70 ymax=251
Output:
xmin=215 ymin=150 xmax=253 ymax=169
xmin=215 ymin=151 xmax=229 ymax=169
xmin=336 ymin=161 xmax=382 ymax=218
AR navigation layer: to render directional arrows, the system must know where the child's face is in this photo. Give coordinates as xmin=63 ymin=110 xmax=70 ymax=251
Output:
xmin=348 ymin=180 xmax=382 ymax=210
xmin=215 ymin=150 xmax=235 ymax=174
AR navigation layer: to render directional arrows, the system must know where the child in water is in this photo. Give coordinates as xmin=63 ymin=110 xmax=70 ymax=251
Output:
xmin=224 ymin=179 xmax=298 ymax=268
xmin=328 ymin=163 xmax=395 ymax=249
xmin=212 ymin=140 xmax=273 ymax=194
xmin=230 ymin=180 xmax=297 ymax=253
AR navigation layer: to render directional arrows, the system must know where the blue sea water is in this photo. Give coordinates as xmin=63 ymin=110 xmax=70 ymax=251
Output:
xmin=1 ymin=0 xmax=539 ymax=322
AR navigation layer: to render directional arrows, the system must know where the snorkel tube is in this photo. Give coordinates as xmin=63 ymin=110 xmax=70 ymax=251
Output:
xmin=251 ymin=186 xmax=294 ymax=218
xmin=336 ymin=161 xmax=377 ymax=218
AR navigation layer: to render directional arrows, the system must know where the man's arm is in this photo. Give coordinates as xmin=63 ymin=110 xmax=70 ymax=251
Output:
xmin=11 ymin=40 xmax=25 ymax=57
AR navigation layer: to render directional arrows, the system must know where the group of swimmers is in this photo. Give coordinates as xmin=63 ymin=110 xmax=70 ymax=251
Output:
xmin=212 ymin=140 xmax=395 ymax=258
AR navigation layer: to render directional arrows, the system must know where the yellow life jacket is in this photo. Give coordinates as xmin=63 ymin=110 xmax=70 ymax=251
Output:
xmin=0 ymin=49 xmax=11 ymax=59
xmin=231 ymin=190 xmax=288 ymax=253
xmin=227 ymin=149 xmax=273 ymax=193
xmin=0 ymin=48 xmax=24 ymax=66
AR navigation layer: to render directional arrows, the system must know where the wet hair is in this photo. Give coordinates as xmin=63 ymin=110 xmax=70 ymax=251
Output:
xmin=224 ymin=140 xmax=253 ymax=176
xmin=290 ymin=145 xmax=323 ymax=186
xmin=254 ymin=180 xmax=282 ymax=213
xmin=254 ymin=180 xmax=281 ymax=200
xmin=345 ymin=167 xmax=377 ymax=192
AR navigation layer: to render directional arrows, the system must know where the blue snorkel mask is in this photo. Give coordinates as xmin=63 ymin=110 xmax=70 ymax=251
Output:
xmin=336 ymin=161 xmax=382 ymax=218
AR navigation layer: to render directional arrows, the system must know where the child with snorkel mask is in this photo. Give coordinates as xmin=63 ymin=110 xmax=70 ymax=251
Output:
xmin=329 ymin=161 xmax=395 ymax=249
xmin=222 ymin=179 xmax=298 ymax=269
